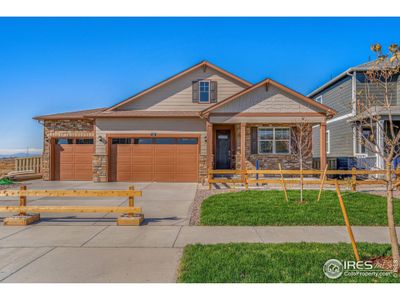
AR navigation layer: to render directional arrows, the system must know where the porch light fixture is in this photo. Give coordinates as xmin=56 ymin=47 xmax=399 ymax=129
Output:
xmin=98 ymin=135 xmax=106 ymax=144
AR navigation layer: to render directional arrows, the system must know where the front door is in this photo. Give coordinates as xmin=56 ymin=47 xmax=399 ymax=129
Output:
xmin=215 ymin=130 xmax=231 ymax=169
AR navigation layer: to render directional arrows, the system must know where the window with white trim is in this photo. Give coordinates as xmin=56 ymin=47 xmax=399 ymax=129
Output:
xmin=357 ymin=127 xmax=372 ymax=154
xmin=326 ymin=130 xmax=330 ymax=154
xmin=315 ymin=95 xmax=323 ymax=104
xmin=199 ymin=81 xmax=210 ymax=103
xmin=258 ymin=127 xmax=290 ymax=154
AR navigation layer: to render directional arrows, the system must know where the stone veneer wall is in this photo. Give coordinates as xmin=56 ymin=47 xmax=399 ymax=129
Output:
xmin=235 ymin=124 xmax=312 ymax=170
xmin=42 ymin=119 xmax=95 ymax=181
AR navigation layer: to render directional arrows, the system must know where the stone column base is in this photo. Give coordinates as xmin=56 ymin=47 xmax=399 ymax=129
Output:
xmin=93 ymin=154 xmax=108 ymax=182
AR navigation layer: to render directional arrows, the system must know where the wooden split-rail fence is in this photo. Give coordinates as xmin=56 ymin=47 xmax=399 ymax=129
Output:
xmin=208 ymin=167 xmax=400 ymax=190
xmin=0 ymin=185 xmax=143 ymax=225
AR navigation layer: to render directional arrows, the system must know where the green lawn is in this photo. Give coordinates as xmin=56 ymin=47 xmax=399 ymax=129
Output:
xmin=178 ymin=243 xmax=400 ymax=283
xmin=200 ymin=190 xmax=400 ymax=226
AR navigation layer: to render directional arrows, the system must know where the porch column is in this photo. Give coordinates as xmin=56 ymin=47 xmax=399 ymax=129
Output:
xmin=240 ymin=123 xmax=246 ymax=170
xmin=206 ymin=120 xmax=213 ymax=169
xmin=320 ymin=122 xmax=327 ymax=170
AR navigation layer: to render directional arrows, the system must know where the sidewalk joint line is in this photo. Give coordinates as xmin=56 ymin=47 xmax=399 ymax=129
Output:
xmin=80 ymin=225 xmax=109 ymax=247
xmin=0 ymin=246 xmax=57 ymax=282
xmin=172 ymin=225 xmax=183 ymax=248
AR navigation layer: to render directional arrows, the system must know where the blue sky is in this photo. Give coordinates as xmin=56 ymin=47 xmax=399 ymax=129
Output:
xmin=0 ymin=17 xmax=399 ymax=153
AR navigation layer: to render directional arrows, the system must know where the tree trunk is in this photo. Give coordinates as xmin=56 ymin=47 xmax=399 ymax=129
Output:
xmin=300 ymin=160 xmax=304 ymax=203
xmin=385 ymin=163 xmax=400 ymax=272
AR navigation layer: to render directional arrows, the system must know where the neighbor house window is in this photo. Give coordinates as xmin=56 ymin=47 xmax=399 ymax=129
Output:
xmin=258 ymin=127 xmax=290 ymax=154
xmin=358 ymin=127 xmax=372 ymax=154
xmin=315 ymin=95 xmax=323 ymax=104
xmin=199 ymin=81 xmax=210 ymax=103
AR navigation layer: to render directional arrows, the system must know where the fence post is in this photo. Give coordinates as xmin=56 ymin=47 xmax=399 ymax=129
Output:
xmin=19 ymin=185 xmax=27 ymax=216
xmin=128 ymin=186 xmax=135 ymax=216
xmin=208 ymin=170 xmax=212 ymax=190
xmin=244 ymin=171 xmax=249 ymax=190
xmin=351 ymin=167 xmax=357 ymax=192
xmin=396 ymin=166 xmax=400 ymax=192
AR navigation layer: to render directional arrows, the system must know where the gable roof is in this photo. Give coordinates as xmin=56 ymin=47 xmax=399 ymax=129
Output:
xmin=307 ymin=59 xmax=400 ymax=98
xmin=106 ymin=60 xmax=252 ymax=111
xmin=201 ymin=78 xmax=336 ymax=117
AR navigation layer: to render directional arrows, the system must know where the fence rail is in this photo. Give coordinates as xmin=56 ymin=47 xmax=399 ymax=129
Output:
xmin=14 ymin=156 xmax=41 ymax=174
xmin=0 ymin=185 xmax=143 ymax=225
xmin=208 ymin=168 xmax=399 ymax=190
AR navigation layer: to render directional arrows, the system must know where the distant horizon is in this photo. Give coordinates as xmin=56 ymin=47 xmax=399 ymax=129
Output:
xmin=1 ymin=17 xmax=399 ymax=150
xmin=0 ymin=148 xmax=42 ymax=156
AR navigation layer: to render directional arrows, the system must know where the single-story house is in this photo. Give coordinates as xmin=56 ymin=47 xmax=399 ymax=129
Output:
xmin=34 ymin=61 xmax=335 ymax=183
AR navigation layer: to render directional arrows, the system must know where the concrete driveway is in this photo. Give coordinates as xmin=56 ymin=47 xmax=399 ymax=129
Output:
xmin=0 ymin=180 xmax=197 ymax=282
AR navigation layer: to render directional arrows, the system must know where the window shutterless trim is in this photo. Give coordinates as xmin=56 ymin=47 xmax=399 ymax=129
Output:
xmin=257 ymin=127 xmax=291 ymax=154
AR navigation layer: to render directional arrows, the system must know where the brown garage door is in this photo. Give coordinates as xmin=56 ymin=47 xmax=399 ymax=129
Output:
xmin=54 ymin=138 xmax=94 ymax=181
xmin=110 ymin=137 xmax=198 ymax=182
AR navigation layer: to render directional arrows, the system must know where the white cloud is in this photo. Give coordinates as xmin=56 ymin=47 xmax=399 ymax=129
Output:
xmin=0 ymin=148 xmax=43 ymax=155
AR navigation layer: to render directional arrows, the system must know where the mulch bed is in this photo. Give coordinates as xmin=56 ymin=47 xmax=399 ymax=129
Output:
xmin=370 ymin=256 xmax=400 ymax=273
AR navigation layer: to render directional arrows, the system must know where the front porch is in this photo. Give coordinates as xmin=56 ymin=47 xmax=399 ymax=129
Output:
xmin=206 ymin=121 xmax=328 ymax=172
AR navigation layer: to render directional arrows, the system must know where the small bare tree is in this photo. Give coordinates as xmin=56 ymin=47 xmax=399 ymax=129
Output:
xmin=352 ymin=43 xmax=400 ymax=271
xmin=291 ymin=120 xmax=313 ymax=202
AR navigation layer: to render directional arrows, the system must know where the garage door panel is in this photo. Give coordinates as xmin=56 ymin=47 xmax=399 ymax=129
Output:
xmin=153 ymin=173 xmax=175 ymax=182
xmin=131 ymin=156 xmax=153 ymax=164
xmin=74 ymin=155 xmax=92 ymax=164
xmin=154 ymin=164 xmax=175 ymax=173
xmin=111 ymin=137 xmax=198 ymax=182
xmin=176 ymin=164 xmax=197 ymax=173
xmin=75 ymin=145 xmax=94 ymax=153
xmin=59 ymin=170 xmax=74 ymax=181
xmin=177 ymin=146 xmax=197 ymax=154
xmin=131 ymin=165 xmax=153 ymax=173
xmin=117 ymin=173 xmax=132 ymax=182
xmin=175 ymin=173 xmax=198 ymax=182
xmin=132 ymin=173 xmax=153 ymax=182
xmin=117 ymin=145 xmax=132 ymax=154
xmin=132 ymin=145 xmax=153 ymax=153
xmin=59 ymin=154 xmax=74 ymax=163
xmin=116 ymin=164 xmax=132 ymax=172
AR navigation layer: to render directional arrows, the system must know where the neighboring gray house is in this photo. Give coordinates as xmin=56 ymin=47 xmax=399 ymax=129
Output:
xmin=309 ymin=60 xmax=400 ymax=170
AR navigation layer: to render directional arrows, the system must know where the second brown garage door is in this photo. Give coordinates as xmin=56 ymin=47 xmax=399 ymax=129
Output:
xmin=110 ymin=137 xmax=198 ymax=182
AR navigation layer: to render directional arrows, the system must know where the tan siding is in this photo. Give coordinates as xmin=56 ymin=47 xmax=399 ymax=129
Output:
xmin=213 ymin=85 xmax=323 ymax=114
xmin=210 ymin=115 xmax=326 ymax=124
xmin=95 ymin=118 xmax=207 ymax=155
xmin=117 ymin=68 xmax=247 ymax=111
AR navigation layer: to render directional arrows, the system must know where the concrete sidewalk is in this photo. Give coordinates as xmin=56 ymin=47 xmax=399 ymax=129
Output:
xmin=0 ymin=224 xmax=398 ymax=283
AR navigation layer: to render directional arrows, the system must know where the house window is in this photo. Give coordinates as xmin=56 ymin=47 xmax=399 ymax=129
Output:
xmin=358 ymin=127 xmax=372 ymax=154
xmin=315 ymin=95 xmax=323 ymax=104
xmin=326 ymin=130 xmax=330 ymax=154
xmin=199 ymin=81 xmax=210 ymax=103
xmin=258 ymin=127 xmax=290 ymax=154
